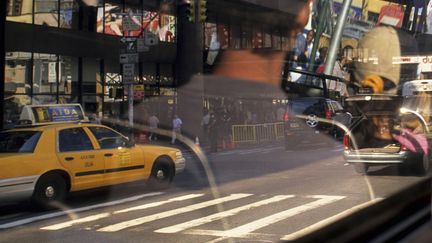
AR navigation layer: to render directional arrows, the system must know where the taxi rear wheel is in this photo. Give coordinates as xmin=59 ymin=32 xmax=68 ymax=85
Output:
xmin=148 ymin=158 xmax=174 ymax=190
xmin=32 ymin=174 xmax=67 ymax=208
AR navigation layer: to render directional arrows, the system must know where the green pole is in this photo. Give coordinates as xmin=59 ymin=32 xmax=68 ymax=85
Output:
xmin=308 ymin=0 xmax=330 ymax=72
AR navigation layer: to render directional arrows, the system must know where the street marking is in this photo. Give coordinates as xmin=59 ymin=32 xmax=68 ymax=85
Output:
xmin=280 ymin=199 xmax=381 ymax=241
xmin=155 ymin=195 xmax=294 ymax=234
xmin=115 ymin=194 xmax=204 ymax=214
xmin=184 ymin=195 xmax=345 ymax=238
xmin=0 ymin=192 xmax=163 ymax=229
xmin=41 ymin=213 xmax=111 ymax=231
xmin=97 ymin=193 xmax=252 ymax=232
xmin=41 ymin=194 xmax=203 ymax=231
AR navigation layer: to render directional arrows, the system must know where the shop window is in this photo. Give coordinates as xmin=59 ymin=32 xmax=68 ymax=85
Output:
xmin=263 ymin=32 xmax=272 ymax=48
xmin=60 ymin=0 xmax=79 ymax=29
xmin=142 ymin=63 xmax=157 ymax=85
xmin=159 ymin=64 xmax=174 ymax=86
xmin=217 ymin=24 xmax=229 ymax=49
xmin=59 ymin=95 xmax=78 ymax=104
xmin=272 ymin=31 xmax=281 ymax=50
xmin=83 ymin=58 xmax=103 ymax=95
xmin=32 ymin=95 xmax=57 ymax=105
xmin=34 ymin=0 xmax=59 ymax=27
xmin=241 ymin=25 xmax=252 ymax=49
xmin=33 ymin=53 xmax=58 ymax=94
xmin=252 ymin=28 xmax=263 ymax=49
xmin=3 ymin=95 xmax=31 ymax=129
xmin=82 ymin=95 xmax=103 ymax=116
xmin=59 ymin=56 xmax=79 ymax=96
xmin=230 ymin=25 xmax=241 ymax=49
xmin=204 ymin=23 xmax=217 ymax=50
xmin=5 ymin=52 xmax=32 ymax=95
xmin=6 ymin=0 xmax=33 ymax=24
xmin=159 ymin=14 xmax=176 ymax=42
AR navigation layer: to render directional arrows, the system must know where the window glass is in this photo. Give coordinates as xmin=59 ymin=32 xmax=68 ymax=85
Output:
xmin=5 ymin=52 xmax=32 ymax=95
xmin=60 ymin=0 xmax=79 ymax=29
xmin=103 ymin=3 xmax=123 ymax=36
xmin=59 ymin=56 xmax=79 ymax=96
xmin=34 ymin=0 xmax=59 ymax=27
xmin=159 ymin=14 xmax=176 ymax=42
xmin=88 ymin=126 xmax=127 ymax=149
xmin=6 ymin=0 xmax=33 ymax=24
xmin=3 ymin=94 xmax=31 ymax=129
xmin=0 ymin=131 xmax=42 ymax=153
xmin=83 ymin=57 xmax=102 ymax=94
xmin=59 ymin=128 xmax=93 ymax=152
xmin=33 ymin=53 xmax=58 ymax=94
xmin=32 ymin=95 xmax=56 ymax=104
xmin=159 ymin=64 xmax=174 ymax=86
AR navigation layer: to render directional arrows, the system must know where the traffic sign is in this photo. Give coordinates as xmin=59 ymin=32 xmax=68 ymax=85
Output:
xmin=123 ymin=64 xmax=135 ymax=84
xmin=119 ymin=53 xmax=139 ymax=64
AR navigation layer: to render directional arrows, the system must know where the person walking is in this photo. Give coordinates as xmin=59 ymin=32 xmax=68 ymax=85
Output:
xmin=171 ymin=114 xmax=182 ymax=144
xmin=148 ymin=114 xmax=159 ymax=141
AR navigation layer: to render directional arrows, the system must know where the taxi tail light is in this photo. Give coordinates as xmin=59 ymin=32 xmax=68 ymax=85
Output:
xmin=343 ymin=134 xmax=350 ymax=150
xmin=284 ymin=111 xmax=289 ymax=122
xmin=325 ymin=109 xmax=331 ymax=119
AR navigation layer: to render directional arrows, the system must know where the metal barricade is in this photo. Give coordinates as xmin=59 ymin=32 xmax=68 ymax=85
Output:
xmin=232 ymin=122 xmax=284 ymax=145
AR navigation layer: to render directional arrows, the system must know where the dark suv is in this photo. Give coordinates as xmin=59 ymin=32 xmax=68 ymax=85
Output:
xmin=284 ymin=97 xmax=351 ymax=150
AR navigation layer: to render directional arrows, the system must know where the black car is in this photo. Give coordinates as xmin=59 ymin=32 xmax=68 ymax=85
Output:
xmin=284 ymin=97 xmax=352 ymax=150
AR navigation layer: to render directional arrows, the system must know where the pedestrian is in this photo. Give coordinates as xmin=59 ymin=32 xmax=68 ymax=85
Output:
xmin=148 ymin=114 xmax=159 ymax=141
xmin=171 ymin=114 xmax=182 ymax=144
xmin=208 ymin=112 xmax=218 ymax=152
xmin=201 ymin=110 xmax=211 ymax=145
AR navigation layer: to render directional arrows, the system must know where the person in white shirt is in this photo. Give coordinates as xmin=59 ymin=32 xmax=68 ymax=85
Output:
xmin=171 ymin=115 xmax=182 ymax=144
xmin=148 ymin=114 xmax=159 ymax=141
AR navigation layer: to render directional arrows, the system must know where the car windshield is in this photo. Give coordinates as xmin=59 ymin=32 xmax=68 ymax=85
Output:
xmin=2 ymin=0 xmax=432 ymax=242
xmin=0 ymin=131 xmax=41 ymax=153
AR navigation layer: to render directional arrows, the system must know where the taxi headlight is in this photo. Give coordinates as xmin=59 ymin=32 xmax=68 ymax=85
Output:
xmin=175 ymin=151 xmax=183 ymax=159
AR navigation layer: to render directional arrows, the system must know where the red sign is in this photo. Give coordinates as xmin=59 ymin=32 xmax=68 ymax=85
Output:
xmin=378 ymin=5 xmax=404 ymax=28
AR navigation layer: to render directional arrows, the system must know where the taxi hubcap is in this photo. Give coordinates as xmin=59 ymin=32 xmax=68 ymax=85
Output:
xmin=156 ymin=170 xmax=165 ymax=180
xmin=45 ymin=186 xmax=55 ymax=198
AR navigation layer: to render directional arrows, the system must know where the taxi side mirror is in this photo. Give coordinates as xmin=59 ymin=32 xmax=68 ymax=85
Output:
xmin=125 ymin=138 xmax=135 ymax=148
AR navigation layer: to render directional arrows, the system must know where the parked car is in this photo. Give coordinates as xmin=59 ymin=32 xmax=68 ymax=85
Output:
xmin=343 ymin=94 xmax=432 ymax=175
xmin=284 ymin=97 xmax=352 ymax=150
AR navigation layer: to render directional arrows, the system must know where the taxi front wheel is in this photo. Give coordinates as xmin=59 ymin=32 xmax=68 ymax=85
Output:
xmin=32 ymin=174 xmax=67 ymax=208
xmin=148 ymin=158 xmax=174 ymax=190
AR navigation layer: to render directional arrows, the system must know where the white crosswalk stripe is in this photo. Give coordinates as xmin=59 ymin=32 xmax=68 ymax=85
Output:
xmin=155 ymin=195 xmax=294 ymax=234
xmin=184 ymin=195 xmax=345 ymax=238
xmin=97 ymin=193 xmax=252 ymax=232
xmin=41 ymin=194 xmax=204 ymax=231
xmin=36 ymin=193 xmax=348 ymax=240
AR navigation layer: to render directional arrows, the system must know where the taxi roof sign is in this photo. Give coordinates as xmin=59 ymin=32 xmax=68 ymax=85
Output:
xmin=19 ymin=104 xmax=89 ymax=126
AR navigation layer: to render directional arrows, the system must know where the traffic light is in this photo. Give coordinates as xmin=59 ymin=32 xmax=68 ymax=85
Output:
xmin=198 ymin=0 xmax=207 ymax=23
xmin=185 ymin=0 xmax=196 ymax=23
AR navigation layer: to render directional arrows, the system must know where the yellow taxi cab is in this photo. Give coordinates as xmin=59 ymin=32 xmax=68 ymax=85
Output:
xmin=0 ymin=104 xmax=185 ymax=206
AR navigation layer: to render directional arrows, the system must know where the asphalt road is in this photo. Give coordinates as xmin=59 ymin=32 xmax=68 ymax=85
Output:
xmin=0 ymin=141 xmax=425 ymax=243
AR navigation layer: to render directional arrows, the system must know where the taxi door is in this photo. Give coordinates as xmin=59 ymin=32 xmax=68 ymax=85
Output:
xmin=56 ymin=127 xmax=105 ymax=191
xmin=86 ymin=126 xmax=145 ymax=185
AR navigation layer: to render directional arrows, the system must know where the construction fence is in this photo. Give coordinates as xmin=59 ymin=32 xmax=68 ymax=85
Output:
xmin=232 ymin=122 xmax=284 ymax=145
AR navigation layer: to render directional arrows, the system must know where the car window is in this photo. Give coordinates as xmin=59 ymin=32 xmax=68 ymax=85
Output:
xmin=58 ymin=128 xmax=93 ymax=152
xmin=88 ymin=126 xmax=127 ymax=149
xmin=0 ymin=131 xmax=41 ymax=153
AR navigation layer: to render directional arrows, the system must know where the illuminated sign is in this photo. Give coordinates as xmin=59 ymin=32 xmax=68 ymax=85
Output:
xmin=31 ymin=105 xmax=85 ymax=123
